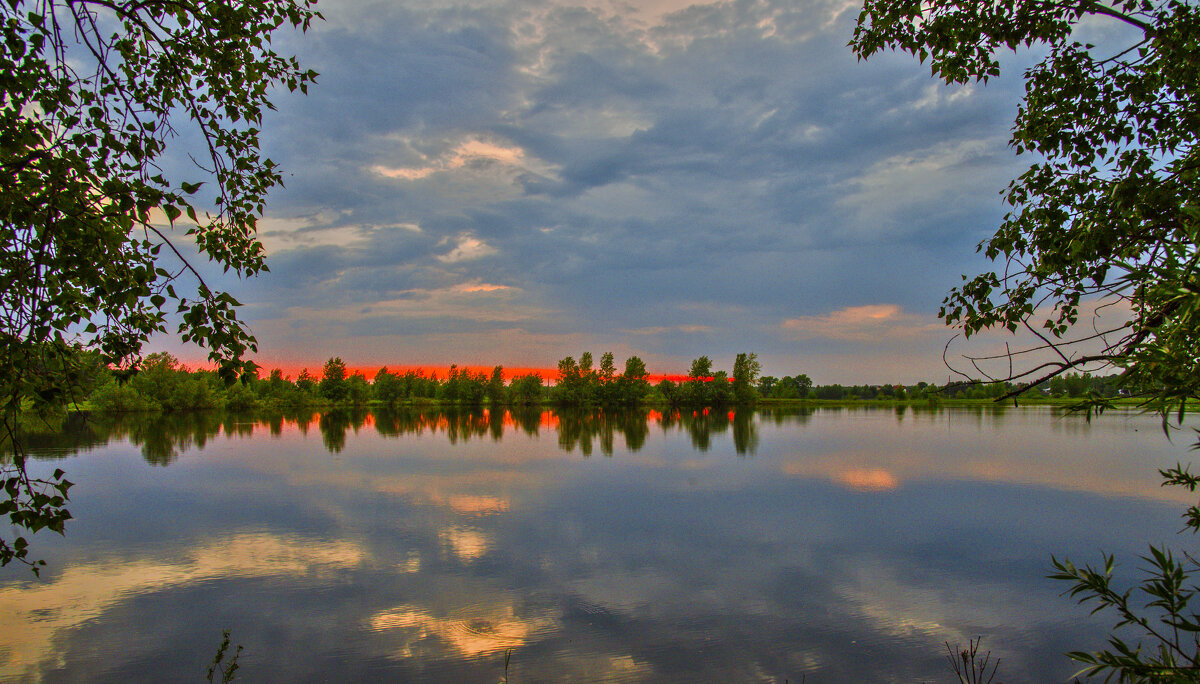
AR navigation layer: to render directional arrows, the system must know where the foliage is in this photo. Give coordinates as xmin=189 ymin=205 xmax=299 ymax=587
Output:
xmin=0 ymin=0 xmax=319 ymax=569
xmin=318 ymin=357 xmax=347 ymax=402
xmin=615 ymin=355 xmax=651 ymax=405
xmin=509 ymin=373 xmax=545 ymax=405
xmin=79 ymin=354 xmax=1090 ymax=411
xmin=128 ymin=352 xmax=219 ymax=411
xmin=295 ymin=368 xmax=317 ymax=394
xmin=223 ymin=381 xmax=259 ymax=412
xmin=373 ymin=367 xmax=400 ymax=405
xmin=732 ymin=352 xmax=762 ymax=404
xmin=1050 ymin=547 xmax=1200 ymax=681
xmin=90 ymin=377 xmax=155 ymax=412
xmin=852 ymin=0 xmax=1199 ymax=407
xmin=851 ymin=0 xmax=1200 ymax=677
xmin=481 ymin=366 xmax=502 ymax=404
xmin=345 ymin=373 xmax=371 ymax=406
xmin=206 ymin=629 xmax=242 ymax=684
xmin=682 ymin=356 xmax=714 ymax=405
xmin=945 ymin=637 xmax=1000 ymax=684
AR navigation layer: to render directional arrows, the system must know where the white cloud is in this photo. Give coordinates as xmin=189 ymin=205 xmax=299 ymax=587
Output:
xmin=836 ymin=137 xmax=1008 ymax=233
xmin=908 ymin=82 xmax=975 ymax=111
xmin=437 ymin=234 xmax=498 ymax=263
xmin=254 ymin=213 xmax=424 ymax=254
xmin=782 ymin=304 xmax=942 ymax=342
xmin=373 ymin=139 xmax=529 ymax=180
xmin=622 ymin=324 xmax=712 ymax=335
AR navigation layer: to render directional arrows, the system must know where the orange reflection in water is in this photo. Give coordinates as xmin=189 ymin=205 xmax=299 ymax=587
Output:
xmin=367 ymin=604 xmax=553 ymax=658
xmin=0 ymin=533 xmax=364 ymax=679
xmin=835 ymin=468 xmax=900 ymax=491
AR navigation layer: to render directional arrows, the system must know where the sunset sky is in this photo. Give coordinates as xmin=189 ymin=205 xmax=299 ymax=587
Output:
xmin=151 ymin=0 xmax=1132 ymax=383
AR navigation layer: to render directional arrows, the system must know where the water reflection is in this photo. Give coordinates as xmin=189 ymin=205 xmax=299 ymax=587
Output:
xmin=5 ymin=406 xmax=1193 ymax=682
xmin=26 ymin=406 xmax=774 ymax=465
xmin=18 ymin=406 xmax=1173 ymax=506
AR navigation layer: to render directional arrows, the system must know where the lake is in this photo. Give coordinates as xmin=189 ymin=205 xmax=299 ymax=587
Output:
xmin=1 ymin=406 xmax=1193 ymax=682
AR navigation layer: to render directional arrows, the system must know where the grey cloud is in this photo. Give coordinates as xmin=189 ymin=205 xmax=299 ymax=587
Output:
xmin=192 ymin=0 xmax=1044 ymax=377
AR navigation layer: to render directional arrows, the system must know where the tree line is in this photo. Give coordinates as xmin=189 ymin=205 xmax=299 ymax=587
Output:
xmin=70 ymin=349 xmax=1128 ymax=414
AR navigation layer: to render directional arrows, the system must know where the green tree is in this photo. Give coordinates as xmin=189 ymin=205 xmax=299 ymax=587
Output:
xmin=554 ymin=356 xmax=582 ymax=405
xmin=222 ymin=380 xmax=259 ymax=412
xmin=656 ymin=378 xmax=680 ymax=404
xmin=616 ymin=355 xmax=651 ymax=405
xmin=598 ymin=352 xmax=617 ymax=403
xmin=264 ymin=369 xmax=288 ymax=396
xmin=709 ymin=370 xmax=733 ymax=405
xmin=439 ymin=364 xmax=461 ymax=402
xmin=295 ymin=368 xmax=317 ymax=396
xmin=579 ymin=352 xmax=594 ymax=381
xmin=757 ymin=376 xmax=778 ymax=397
xmin=318 ymin=357 xmax=348 ymax=403
xmin=458 ymin=369 xmax=486 ymax=406
xmin=373 ymin=367 xmax=400 ymax=406
xmin=683 ymin=356 xmax=714 ymax=405
xmin=0 ymin=0 xmax=319 ymax=570
xmin=731 ymin=352 xmax=762 ymax=404
xmin=127 ymin=352 xmax=218 ymax=411
xmin=509 ymin=373 xmax=544 ymax=405
xmin=793 ymin=374 xmax=812 ymax=399
xmin=599 ymin=352 xmax=616 ymax=383
xmin=346 ymin=373 xmax=371 ymax=407
xmin=486 ymin=366 xmax=505 ymax=405
xmin=852 ymin=0 xmax=1200 ymax=677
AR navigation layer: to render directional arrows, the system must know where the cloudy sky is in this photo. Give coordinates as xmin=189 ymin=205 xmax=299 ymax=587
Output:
xmin=154 ymin=0 xmax=1098 ymax=383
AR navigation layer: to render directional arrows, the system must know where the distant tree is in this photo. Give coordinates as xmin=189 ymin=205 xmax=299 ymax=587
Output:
xmin=458 ymin=369 xmax=487 ymax=406
xmin=373 ymin=367 xmax=401 ymax=405
xmin=555 ymin=356 xmax=591 ymax=405
xmin=757 ymin=376 xmax=778 ymax=397
xmin=256 ymin=368 xmax=298 ymax=406
xmin=710 ymin=370 xmax=733 ymax=405
xmin=509 ymin=374 xmax=545 ymax=405
xmin=486 ymin=366 xmax=506 ymax=404
xmin=732 ymin=352 xmax=762 ymax=404
xmin=683 ymin=356 xmax=714 ymax=405
xmin=599 ymin=352 xmax=616 ymax=382
xmin=128 ymin=352 xmax=218 ymax=411
xmin=266 ymin=368 xmax=288 ymax=393
xmin=772 ymin=375 xmax=805 ymax=399
xmin=657 ymin=379 xmax=680 ymax=405
xmin=616 ymin=356 xmax=651 ymax=405
xmin=793 ymin=374 xmax=812 ymax=398
xmin=439 ymin=364 xmax=461 ymax=402
xmin=579 ymin=352 xmax=595 ymax=380
xmin=296 ymin=368 xmax=317 ymax=396
xmin=346 ymin=373 xmax=370 ymax=406
xmin=223 ymin=381 xmax=260 ymax=412
xmin=598 ymin=352 xmax=617 ymax=403
xmin=319 ymin=358 xmax=348 ymax=402
xmin=812 ymin=384 xmax=845 ymax=400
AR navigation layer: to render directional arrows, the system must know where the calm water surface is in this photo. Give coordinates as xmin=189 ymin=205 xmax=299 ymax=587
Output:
xmin=1 ymin=406 xmax=1193 ymax=682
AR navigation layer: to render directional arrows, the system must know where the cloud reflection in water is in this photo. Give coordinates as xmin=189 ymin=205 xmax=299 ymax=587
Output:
xmin=2 ymin=406 xmax=1191 ymax=681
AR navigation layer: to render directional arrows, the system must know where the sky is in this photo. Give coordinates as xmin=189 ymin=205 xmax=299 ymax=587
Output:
xmin=149 ymin=0 xmax=1128 ymax=383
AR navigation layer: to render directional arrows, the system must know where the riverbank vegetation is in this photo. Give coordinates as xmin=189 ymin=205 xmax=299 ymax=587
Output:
xmin=56 ymin=349 xmax=1138 ymax=415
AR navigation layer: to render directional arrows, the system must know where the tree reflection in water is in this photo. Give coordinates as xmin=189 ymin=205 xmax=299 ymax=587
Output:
xmin=9 ymin=405 xmax=900 ymax=464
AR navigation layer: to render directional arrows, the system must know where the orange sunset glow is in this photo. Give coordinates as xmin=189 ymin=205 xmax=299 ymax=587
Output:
xmin=187 ymin=360 xmax=722 ymax=386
